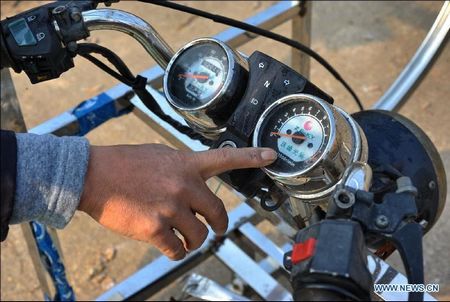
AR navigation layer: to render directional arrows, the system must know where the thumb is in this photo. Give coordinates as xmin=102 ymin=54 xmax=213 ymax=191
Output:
xmin=192 ymin=147 xmax=277 ymax=179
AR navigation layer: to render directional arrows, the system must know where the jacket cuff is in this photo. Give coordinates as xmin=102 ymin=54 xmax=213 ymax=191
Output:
xmin=10 ymin=133 xmax=90 ymax=229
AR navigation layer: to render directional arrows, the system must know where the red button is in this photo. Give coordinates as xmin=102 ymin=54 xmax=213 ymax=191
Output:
xmin=291 ymin=238 xmax=317 ymax=265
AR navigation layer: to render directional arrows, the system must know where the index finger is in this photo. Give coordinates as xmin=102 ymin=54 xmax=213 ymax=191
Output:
xmin=191 ymin=147 xmax=277 ymax=179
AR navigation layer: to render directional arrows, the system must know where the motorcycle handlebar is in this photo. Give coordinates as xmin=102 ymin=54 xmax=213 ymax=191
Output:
xmin=81 ymin=9 xmax=174 ymax=69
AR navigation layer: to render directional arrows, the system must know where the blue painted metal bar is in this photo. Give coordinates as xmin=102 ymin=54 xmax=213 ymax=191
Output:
xmin=31 ymin=222 xmax=75 ymax=301
xmin=30 ymin=92 xmax=133 ymax=136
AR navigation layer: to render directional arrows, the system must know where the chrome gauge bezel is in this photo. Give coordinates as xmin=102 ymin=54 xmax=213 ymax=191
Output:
xmin=289 ymin=106 xmax=368 ymax=203
xmin=252 ymin=93 xmax=337 ymax=181
xmin=163 ymin=37 xmax=237 ymax=112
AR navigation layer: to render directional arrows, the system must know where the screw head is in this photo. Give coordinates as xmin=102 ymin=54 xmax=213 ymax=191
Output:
xmin=375 ymin=215 xmax=389 ymax=229
xmin=428 ymin=181 xmax=436 ymax=190
xmin=70 ymin=11 xmax=81 ymax=22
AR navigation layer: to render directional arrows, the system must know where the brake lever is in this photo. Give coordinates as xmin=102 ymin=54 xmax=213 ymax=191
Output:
xmin=390 ymin=222 xmax=424 ymax=301
xmin=350 ymin=177 xmax=424 ymax=301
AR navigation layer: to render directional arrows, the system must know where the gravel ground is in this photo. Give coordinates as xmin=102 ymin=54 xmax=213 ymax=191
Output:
xmin=1 ymin=1 xmax=449 ymax=300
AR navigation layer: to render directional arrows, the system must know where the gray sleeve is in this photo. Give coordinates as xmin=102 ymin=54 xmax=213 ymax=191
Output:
xmin=9 ymin=133 xmax=90 ymax=229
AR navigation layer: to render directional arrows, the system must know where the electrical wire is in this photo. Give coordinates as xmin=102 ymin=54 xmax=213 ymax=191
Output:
xmin=76 ymin=43 xmax=135 ymax=80
xmin=75 ymin=43 xmax=212 ymax=145
xmin=139 ymin=0 xmax=364 ymax=111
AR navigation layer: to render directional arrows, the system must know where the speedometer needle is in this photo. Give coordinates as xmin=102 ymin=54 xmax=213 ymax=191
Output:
xmin=271 ymin=132 xmax=306 ymax=140
xmin=178 ymin=73 xmax=209 ymax=80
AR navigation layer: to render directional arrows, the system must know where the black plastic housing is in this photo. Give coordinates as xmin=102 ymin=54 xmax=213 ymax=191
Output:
xmin=290 ymin=220 xmax=373 ymax=301
xmin=213 ymin=51 xmax=333 ymax=198
xmin=0 ymin=1 xmax=96 ymax=83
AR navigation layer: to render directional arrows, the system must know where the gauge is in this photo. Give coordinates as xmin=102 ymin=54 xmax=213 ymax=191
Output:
xmin=164 ymin=38 xmax=248 ymax=139
xmin=254 ymin=94 xmax=333 ymax=177
xmin=253 ymin=94 xmax=368 ymax=204
xmin=166 ymin=42 xmax=228 ymax=108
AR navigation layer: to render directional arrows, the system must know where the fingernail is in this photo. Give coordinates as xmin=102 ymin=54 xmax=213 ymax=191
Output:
xmin=261 ymin=149 xmax=277 ymax=161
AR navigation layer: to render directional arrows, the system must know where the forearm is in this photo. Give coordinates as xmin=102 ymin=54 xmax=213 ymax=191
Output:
xmin=9 ymin=133 xmax=90 ymax=228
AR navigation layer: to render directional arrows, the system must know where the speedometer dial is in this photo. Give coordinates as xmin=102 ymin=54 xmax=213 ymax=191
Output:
xmin=254 ymin=94 xmax=333 ymax=176
xmin=253 ymin=93 xmax=368 ymax=204
xmin=166 ymin=42 xmax=229 ymax=109
xmin=164 ymin=38 xmax=248 ymax=139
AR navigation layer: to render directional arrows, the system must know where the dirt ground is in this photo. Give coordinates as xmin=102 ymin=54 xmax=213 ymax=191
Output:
xmin=1 ymin=1 xmax=449 ymax=301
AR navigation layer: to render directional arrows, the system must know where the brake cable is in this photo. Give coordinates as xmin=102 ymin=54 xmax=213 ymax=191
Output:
xmin=139 ymin=0 xmax=364 ymax=111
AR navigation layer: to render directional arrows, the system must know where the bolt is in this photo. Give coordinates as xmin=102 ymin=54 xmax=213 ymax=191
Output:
xmin=231 ymin=278 xmax=245 ymax=294
xmin=52 ymin=5 xmax=66 ymax=15
xmin=419 ymin=219 xmax=429 ymax=229
xmin=396 ymin=176 xmax=417 ymax=196
xmin=333 ymin=188 xmax=355 ymax=209
xmin=67 ymin=41 xmax=78 ymax=52
xmin=338 ymin=193 xmax=350 ymax=204
xmin=70 ymin=11 xmax=81 ymax=22
xmin=428 ymin=181 xmax=436 ymax=190
xmin=375 ymin=215 xmax=389 ymax=229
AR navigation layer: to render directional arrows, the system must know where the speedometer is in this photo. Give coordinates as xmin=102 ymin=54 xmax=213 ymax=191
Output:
xmin=253 ymin=94 xmax=368 ymax=203
xmin=256 ymin=96 xmax=333 ymax=175
xmin=164 ymin=38 xmax=248 ymax=139
xmin=166 ymin=42 xmax=228 ymax=108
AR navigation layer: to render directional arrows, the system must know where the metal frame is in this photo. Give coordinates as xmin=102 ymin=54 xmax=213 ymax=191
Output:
xmin=1 ymin=69 xmax=73 ymax=301
xmin=2 ymin=0 xmax=449 ymax=301
xmin=372 ymin=1 xmax=449 ymax=111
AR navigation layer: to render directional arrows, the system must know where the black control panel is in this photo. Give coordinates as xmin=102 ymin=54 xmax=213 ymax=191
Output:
xmin=0 ymin=1 xmax=96 ymax=83
xmin=227 ymin=51 xmax=333 ymax=140
xmin=213 ymin=51 xmax=333 ymax=197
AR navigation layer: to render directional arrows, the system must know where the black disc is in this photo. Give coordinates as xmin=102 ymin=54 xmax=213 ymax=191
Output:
xmin=352 ymin=110 xmax=446 ymax=233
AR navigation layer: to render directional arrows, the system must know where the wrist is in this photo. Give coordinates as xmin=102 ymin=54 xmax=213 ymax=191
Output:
xmin=79 ymin=145 xmax=105 ymax=216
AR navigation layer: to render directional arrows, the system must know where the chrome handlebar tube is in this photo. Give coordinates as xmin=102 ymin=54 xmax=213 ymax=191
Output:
xmin=372 ymin=1 xmax=450 ymax=111
xmin=81 ymin=9 xmax=174 ymax=69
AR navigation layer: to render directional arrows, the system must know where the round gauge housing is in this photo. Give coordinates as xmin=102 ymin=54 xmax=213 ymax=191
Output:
xmin=254 ymin=94 xmax=335 ymax=179
xmin=164 ymin=38 xmax=248 ymax=139
xmin=253 ymin=94 xmax=368 ymax=203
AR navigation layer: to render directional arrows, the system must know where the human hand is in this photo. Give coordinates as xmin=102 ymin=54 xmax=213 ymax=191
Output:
xmin=78 ymin=144 xmax=277 ymax=260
